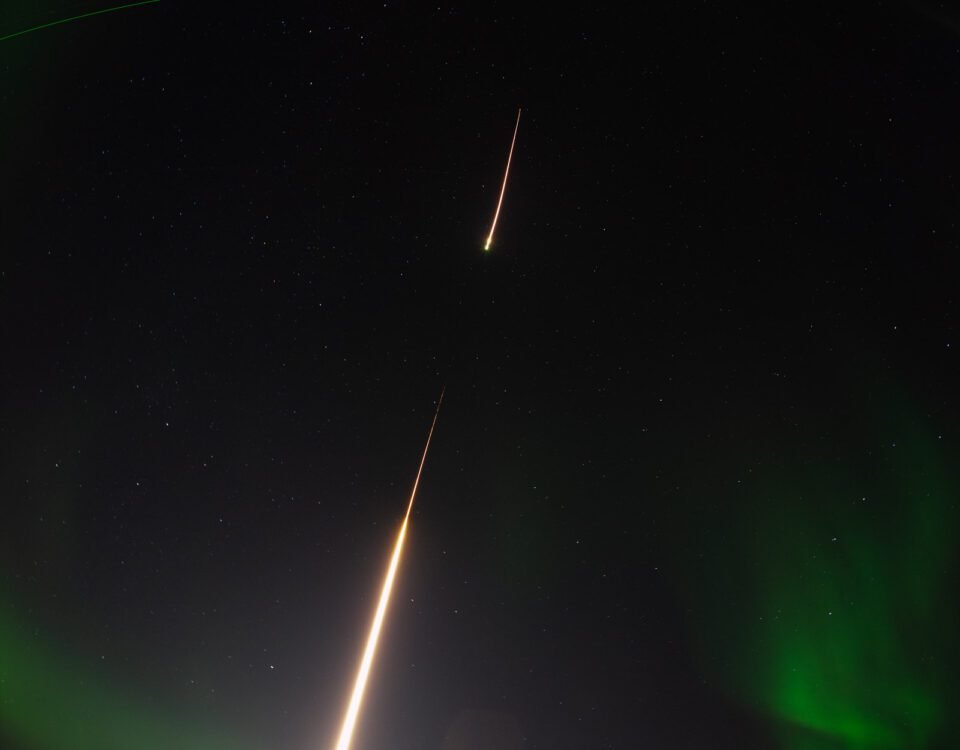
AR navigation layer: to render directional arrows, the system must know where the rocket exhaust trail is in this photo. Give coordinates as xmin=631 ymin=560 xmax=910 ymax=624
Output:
xmin=333 ymin=388 xmax=445 ymax=750
xmin=484 ymin=108 xmax=522 ymax=251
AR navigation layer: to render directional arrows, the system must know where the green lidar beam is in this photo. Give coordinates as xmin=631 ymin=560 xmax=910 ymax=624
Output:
xmin=0 ymin=0 xmax=160 ymax=42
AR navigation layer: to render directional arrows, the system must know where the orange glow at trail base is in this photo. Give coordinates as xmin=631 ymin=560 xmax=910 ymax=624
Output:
xmin=332 ymin=390 xmax=444 ymax=750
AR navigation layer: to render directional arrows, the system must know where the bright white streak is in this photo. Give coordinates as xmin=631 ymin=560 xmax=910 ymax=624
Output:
xmin=484 ymin=108 xmax=522 ymax=251
xmin=333 ymin=389 xmax=444 ymax=750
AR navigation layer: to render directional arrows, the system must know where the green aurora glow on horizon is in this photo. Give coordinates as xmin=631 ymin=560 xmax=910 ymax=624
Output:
xmin=0 ymin=607 xmax=259 ymax=750
xmin=677 ymin=398 xmax=957 ymax=748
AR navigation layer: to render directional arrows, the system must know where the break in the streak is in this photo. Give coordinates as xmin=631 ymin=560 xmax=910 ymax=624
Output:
xmin=332 ymin=388 xmax=445 ymax=750
xmin=484 ymin=108 xmax=522 ymax=251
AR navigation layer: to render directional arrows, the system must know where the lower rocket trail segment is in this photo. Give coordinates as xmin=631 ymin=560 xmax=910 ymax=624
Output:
xmin=332 ymin=387 xmax=445 ymax=750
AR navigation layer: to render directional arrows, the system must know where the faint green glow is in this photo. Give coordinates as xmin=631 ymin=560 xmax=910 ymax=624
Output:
xmin=675 ymin=398 xmax=956 ymax=748
xmin=0 ymin=0 xmax=160 ymax=42
xmin=0 ymin=605 xmax=258 ymax=750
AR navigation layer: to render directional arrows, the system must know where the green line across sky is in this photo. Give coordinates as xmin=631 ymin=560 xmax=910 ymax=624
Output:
xmin=0 ymin=0 xmax=160 ymax=42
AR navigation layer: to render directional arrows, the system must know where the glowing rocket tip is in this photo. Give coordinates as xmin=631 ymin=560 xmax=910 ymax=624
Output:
xmin=483 ymin=108 xmax=521 ymax=254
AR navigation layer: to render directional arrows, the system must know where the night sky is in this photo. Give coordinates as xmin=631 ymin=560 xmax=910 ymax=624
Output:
xmin=2 ymin=3 xmax=959 ymax=749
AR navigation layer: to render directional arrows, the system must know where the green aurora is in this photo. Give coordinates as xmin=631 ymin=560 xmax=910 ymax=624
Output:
xmin=0 ymin=606 xmax=259 ymax=750
xmin=678 ymin=398 xmax=957 ymax=748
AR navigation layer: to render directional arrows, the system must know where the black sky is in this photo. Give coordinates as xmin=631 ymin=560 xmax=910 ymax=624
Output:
xmin=2 ymin=3 xmax=959 ymax=750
